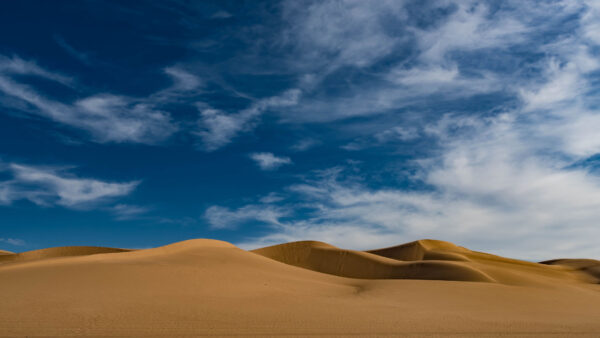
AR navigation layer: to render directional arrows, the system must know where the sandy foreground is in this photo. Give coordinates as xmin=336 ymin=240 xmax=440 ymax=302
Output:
xmin=0 ymin=239 xmax=599 ymax=337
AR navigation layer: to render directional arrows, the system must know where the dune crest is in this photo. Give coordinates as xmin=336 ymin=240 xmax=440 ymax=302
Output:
xmin=541 ymin=259 xmax=600 ymax=282
xmin=367 ymin=239 xmax=471 ymax=262
xmin=251 ymin=240 xmax=495 ymax=282
xmin=0 ymin=246 xmax=131 ymax=264
xmin=0 ymin=250 xmax=13 ymax=255
xmin=252 ymin=239 xmax=600 ymax=286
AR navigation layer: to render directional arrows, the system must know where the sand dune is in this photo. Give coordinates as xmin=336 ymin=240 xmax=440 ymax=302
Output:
xmin=1 ymin=238 xmax=599 ymax=336
xmin=541 ymin=258 xmax=600 ymax=282
xmin=0 ymin=249 xmax=13 ymax=255
xmin=252 ymin=240 xmax=494 ymax=282
xmin=367 ymin=239 xmax=472 ymax=261
xmin=252 ymin=239 xmax=595 ymax=286
xmin=0 ymin=246 xmax=131 ymax=264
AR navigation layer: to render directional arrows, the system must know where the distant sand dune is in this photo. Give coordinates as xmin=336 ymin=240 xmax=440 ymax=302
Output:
xmin=0 ymin=246 xmax=131 ymax=263
xmin=251 ymin=240 xmax=494 ymax=282
xmin=251 ymin=239 xmax=594 ymax=286
xmin=367 ymin=239 xmax=471 ymax=261
xmin=541 ymin=258 xmax=600 ymax=282
xmin=0 ymin=249 xmax=13 ymax=255
xmin=1 ymin=238 xmax=599 ymax=336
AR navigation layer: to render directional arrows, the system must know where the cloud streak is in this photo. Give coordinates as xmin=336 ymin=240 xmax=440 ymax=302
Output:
xmin=0 ymin=163 xmax=139 ymax=209
xmin=0 ymin=55 xmax=179 ymax=144
xmin=249 ymin=152 xmax=292 ymax=171
xmin=195 ymin=89 xmax=300 ymax=151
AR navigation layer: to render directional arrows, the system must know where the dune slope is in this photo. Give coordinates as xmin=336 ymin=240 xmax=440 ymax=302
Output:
xmin=0 ymin=246 xmax=131 ymax=264
xmin=251 ymin=240 xmax=494 ymax=282
xmin=1 ymin=238 xmax=599 ymax=336
xmin=0 ymin=249 xmax=13 ymax=255
xmin=541 ymin=258 xmax=600 ymax=282
xmin=252 ymin=239 xmax=595 ymax=286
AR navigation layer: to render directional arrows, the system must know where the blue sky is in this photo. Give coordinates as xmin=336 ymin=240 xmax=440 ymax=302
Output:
xmin=1 ymin=0 xmax=600 ymax=259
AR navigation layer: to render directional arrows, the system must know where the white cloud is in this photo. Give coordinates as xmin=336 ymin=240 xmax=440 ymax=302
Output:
xmin=582 ymin=0 xmax=600 ymax=45
xmin=195 ymin=108 xmax=253 ymax=151
xmin=0 ymin=163 xmax=139 ymax=209
xmin=274 ymin=1 xmax=584 ymax=125
xmin=519 ymin=60 xmax=586 ymax=112
xmin=164 ymin=67 xmax=202 ymax=90
xmin=414 ymin=2 xmax=527 ymax=63
xmin=374 ymin=126 xmax=419 ymax=143
xmin=291 ymin=138 xmax=320 ymax=152
xmin=204 ymin=204 xmax=288 ymax=229
xmin=0 ymin=238 xmax=25 ymax=246
xmin=282 ymin=0 xmax=405 ymax=70
xmin=111 ymin=204 xmax=150 ymax=220
xmin=195 ymin=89 xmax=301 ymax=151
xmin=0 ymin=54 xmax=72 ymax=85
xmin=74 ymin=95 xmax=177 ymax=143
xmin=0 ymin=54 xmax=178 ymax=144
xmin=249 ymin=152 xmax=292 ymax=171
xmin=259 ymin=192 xmax=285 ymax=204
xmin=211 ymin=11 xmax=232 ymax=19
xmin=54 ymin=35 xmax=92 ymax=66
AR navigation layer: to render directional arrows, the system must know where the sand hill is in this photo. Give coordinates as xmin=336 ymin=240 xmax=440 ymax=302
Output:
xmin=0 ymin=246 xmax=130 ymax=263
xmin=0 ymin=239 xmax=599 ymax=336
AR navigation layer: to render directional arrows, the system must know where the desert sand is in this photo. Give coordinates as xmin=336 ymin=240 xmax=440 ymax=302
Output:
xmin=0 ymin=239 xmax=599 ymax=336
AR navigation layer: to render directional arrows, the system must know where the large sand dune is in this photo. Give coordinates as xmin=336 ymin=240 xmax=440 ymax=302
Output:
xmin=1 ymin=238 xmax=599 ymax=336
xmin=251 ymin=240 xmax=495 ymax=282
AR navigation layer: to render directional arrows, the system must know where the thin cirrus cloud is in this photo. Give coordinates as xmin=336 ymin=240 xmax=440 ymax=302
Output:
xmin=249 ymin=152 xmax=292 ymax=171
xmin=204 ymin=204 xmax=288 ymax=230
xmin=194 ymin=89 xmax=300 ymax=151
xmin=0 ymin=238 xmax=25 ymax=247
xmin=111 ymin=204 xmax=151 ymax=221
xmin=0 ymin=54 xmax=185 ymax=144
xmin=54 ymin=35 xmax=93 ymax=66
xmin=0 ymin=162 xmax=139 ymax=209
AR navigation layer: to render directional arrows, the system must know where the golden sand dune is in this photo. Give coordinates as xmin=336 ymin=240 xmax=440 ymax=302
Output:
xmin=0 ymin=246 xmax=131 ymax=264
xmin=541 ymin=258 xmax=600 ymax=282
xmin=0 ymin=249 xmax=13 ymax=255
xmin=367 ymin=239 xmax=472 ymax=261
xmin=1 ymin=238 xmax=599 ymax=336
xmin=252 ymin=239 xmax=595 ymax=286
xmin=252 ymin=240 xmax=495 ymax=282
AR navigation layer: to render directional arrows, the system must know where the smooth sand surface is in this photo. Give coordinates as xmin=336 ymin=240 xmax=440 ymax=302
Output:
xmin=1 ymin=239 xmax=599 ymax=336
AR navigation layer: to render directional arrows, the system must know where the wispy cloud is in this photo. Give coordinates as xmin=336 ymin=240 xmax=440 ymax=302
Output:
xmin=111 ymin=204 xmax=151 ymax=220
xmin=290 ymin=138 xmax=320 ymax=152
xmin=0 ymin=54 xmax=72 ymax=85
xmin=0 ymin=54 xmax=178 ymax=144
xmin=195 ymin=89 xmax=300 ymax=151
xmin=54 ymin=35 xmax=93 ymax=66
xmin=249 ymin=152 xmax=292 ymax=171
xmin=204 ymin=204 xmax=288 ymax=229
xmin=0 ymin=162 xmax=139 ymax=209
xmin=282 ymin=0 xmax=405 ymax=71
xmin=211 ymin=10 xmax=232 ymax=19
xmin=0 ymin=238 xmax=25 ymax=247
xmin=163 ymin=66 xmax=202 ymax=91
